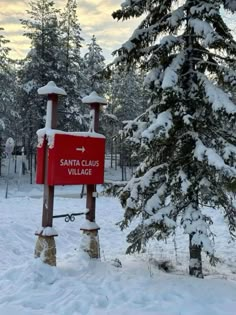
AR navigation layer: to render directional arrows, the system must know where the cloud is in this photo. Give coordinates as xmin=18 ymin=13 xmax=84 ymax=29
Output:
xmin=77 ymin=1 xmax=140 ymax=61
xmin=0 ymin=0 xmax=138 ymax=61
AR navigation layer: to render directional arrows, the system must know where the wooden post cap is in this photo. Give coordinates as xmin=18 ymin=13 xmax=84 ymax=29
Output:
xmin=82 ymin=91 xmax=107 ymax=105
xmin=38 ymin=81 xmax=67 ymax=96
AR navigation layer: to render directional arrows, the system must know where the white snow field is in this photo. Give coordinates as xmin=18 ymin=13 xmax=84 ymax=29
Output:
xmin=0 ymin=164 xmax=236 ymax=315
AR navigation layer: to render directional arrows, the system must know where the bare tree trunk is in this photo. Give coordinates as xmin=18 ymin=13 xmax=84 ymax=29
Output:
xmin=189 ymin=233 xmax=203 ymax=278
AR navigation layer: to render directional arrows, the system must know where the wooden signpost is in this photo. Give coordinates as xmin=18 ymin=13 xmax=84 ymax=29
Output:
xmin=35 ymin=81 xmax=66 ymax=266
xmin=80 ymin=92 xmax=107 ymax=258
xmin=35 ymin=83 xmax=106 ymax=265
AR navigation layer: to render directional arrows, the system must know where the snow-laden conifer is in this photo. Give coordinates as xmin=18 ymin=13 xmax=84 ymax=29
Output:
xmin=0 ymin=29 xmax=19 ymax=150
xmin=113 ymin=0 xmax=236 ymax=277
xmin=103 ymin=68 xmax=150 ymax=167
xmin=18 ymin=0 xmax=62 ymax=182
xmin=109 ymin=68 xmax=149 ymax=123
xmin=82 ymin=35 xmax=106 ymax=96
xmin=0 ymin=28 xmax=11 ymax=133
xmin=59 ymin=0 xmax=88 ymax=131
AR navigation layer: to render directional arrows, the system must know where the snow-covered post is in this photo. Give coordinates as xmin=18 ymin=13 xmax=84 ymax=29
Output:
xmin=5 ymin=137 xmax=15 ymax=199
xmin=81 ymin=92 xmax=107 ymax=258
xmin=35 ymin=81 xmax=66 ymax=266
xmin=17 ymin=147 xmax=24 ymax=189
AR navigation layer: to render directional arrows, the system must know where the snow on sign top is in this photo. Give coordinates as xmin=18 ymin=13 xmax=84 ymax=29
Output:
xmin=37 ymin=128 xmax=105 ymax=148
xmin=37 ymin=81 xmax=67 ymax=96
xmin=82 ymin=91 xmax=107 ymax=105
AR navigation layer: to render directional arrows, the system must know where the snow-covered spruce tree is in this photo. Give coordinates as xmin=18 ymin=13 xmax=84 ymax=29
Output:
xmin=82 ymin=35 xmax=106 ymax=96
xmin=59 ymin=0 xmax=83 ymax=72
xmin=104 ymin=67 xmax=150 ymax=168
xmin=0 ymin=28 xmax=11 ymax=134
xmin=0 ymin=29 xmax=22 ymax=175
xmin=59 ymin=0 xmax=88 ymax=131
xmin=18 ymin=0 xmax=62 ymax=181
xmin=20 ymin=0 xmax=61 ymax=87
xmin=0 ymin=29 xmax=20 ymax=147
xmin=112 ymin=1 xmax=236 ymax=277
xmin=109 ymin=68 xmax=149 ymax=123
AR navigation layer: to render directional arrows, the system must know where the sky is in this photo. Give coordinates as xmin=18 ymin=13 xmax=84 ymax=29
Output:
xmin=0 ymin=0 xmax=139 ymax=63
xmin=0 ymin=0 xmax=235 ymax=63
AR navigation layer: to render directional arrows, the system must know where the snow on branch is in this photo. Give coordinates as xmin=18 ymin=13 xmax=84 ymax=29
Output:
xmin=117 ymin=7 xmax=184 ymax=59
xmin=162 ymin=51 xmax=185 ymax=89
xmin=121 ymin=163 xmax=177 ymax=229
xmin=189 ymin=18 xmax=221 ymax=47
xmin=159 ymin=34 xmax=182 ymax=48
xmin=144 ymin=67 xmax=163 ymax=87
xmin=125 ymin=164 xmax=167 ymax=192
xmin=166 ymin=7 xmax=185 ymax=28
xmin=113 ymin=5 xmax=185 ymax=65
xmin=122 ymin=164 xmax=168 ymax=209
xmin=144 ymin=184 xmax=166 ymax=215
xmin=141 ymin=110 xmax=173 ymax=140
xmin=223 ymin=69 xmax=236 ymax=86
xmin=22 ymin=79 xmax=37 ymax=94
xmin=190 ymin=3 xmax=218 ymax=16
xmin=223 ymin=142 xmax=236 ymax=160
xmin=121 ymin=23 xmax=158 ymax=54
xmin=176 ymin=170 xmax=191 ymax=193
xmin=224 ymin=0 xmax=236 ymax=12
xmin=194 ymin=139 xmax=236 ymax=175
xmin=0 ymin=119 xmax=5 ymax=130
xmin=121 ymin=0 xmax=144 ymax=11
xmin=182 ymin=204 xmax=214 ymax=254
xmin=201 ymin=76 xmax=236 ymax=114
xmin=122 ymin=40 xmax=136 ymax=53
xmin=144 ymin=204 xmax=177 ymax=229
xmin=123 ymin=119 xmax=147 ymax=144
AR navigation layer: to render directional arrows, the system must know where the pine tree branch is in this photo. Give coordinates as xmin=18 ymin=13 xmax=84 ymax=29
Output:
xmin=193 ymin=48 xmax=236 ymax=63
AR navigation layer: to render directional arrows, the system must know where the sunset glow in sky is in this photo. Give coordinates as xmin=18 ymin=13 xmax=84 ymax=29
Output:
xmin=0 ymin=0 xmax=138 ymax=61
xmin=1 ymin=1 xmax=235 ymax=62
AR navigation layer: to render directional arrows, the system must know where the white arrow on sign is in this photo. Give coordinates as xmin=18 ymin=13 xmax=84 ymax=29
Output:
xmin=76 ymin=146 xmax=85 ymax=153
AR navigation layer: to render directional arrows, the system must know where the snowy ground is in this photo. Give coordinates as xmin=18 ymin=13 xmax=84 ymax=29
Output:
xmin=0 ymin=157 xmax=236 ymax=315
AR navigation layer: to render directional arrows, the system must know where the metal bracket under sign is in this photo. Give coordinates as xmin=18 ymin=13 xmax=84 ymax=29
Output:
xmin=53 ymin=212 xmax=86 ymax=222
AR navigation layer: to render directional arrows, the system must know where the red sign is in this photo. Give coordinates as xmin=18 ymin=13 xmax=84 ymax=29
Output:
xmin=36 ymin=133 xmax=105 ymax=185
